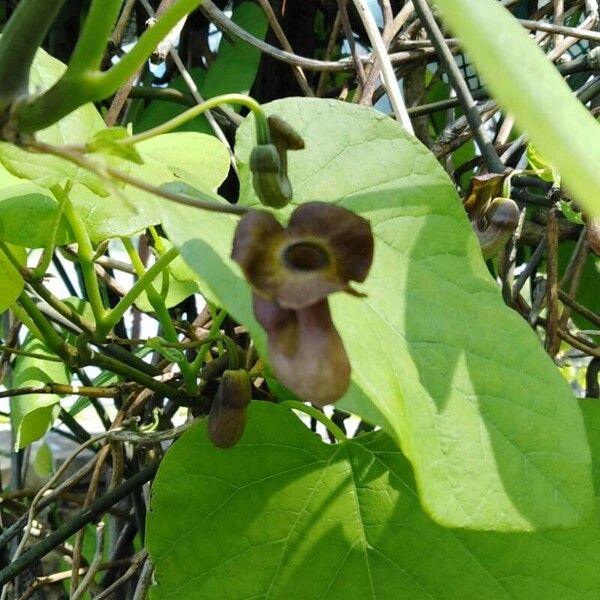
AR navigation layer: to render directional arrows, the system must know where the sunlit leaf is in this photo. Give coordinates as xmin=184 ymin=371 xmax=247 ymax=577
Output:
xmin=161 ymin=98 xmax=593 ymax=530
xmin=147 ymin=402 xmax=600 ymax=599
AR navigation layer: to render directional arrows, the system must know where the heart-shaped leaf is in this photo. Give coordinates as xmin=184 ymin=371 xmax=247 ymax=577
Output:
xmin=160 ymin=98 xmax=593 ymax=530
xmin=146 ymin=401 xmax=600 ymax=599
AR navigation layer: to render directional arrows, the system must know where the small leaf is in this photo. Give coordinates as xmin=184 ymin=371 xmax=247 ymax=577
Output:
xmin=33 ymin=441 xmax=54 ymax=477
xmin=560 ymin=200 xmax=585 ymax=225
xmin=527 ymin=144 xmax=560 ymax=184
xmin=146 ymin=337 xmax=186 ymax=363
xmin=10 ymin=336 xmax=70 ymax=449
xmin=87 ymin=127 xmax=144 ymax=164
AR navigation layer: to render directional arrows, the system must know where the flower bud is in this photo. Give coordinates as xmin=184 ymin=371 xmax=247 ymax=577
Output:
xmin=250 ymin=115 xmax=304 ymax=209
xmin=207 ymin=369 xmax=252 ymax=449
xmin=475 ymin=197 xmax=520 ymax=259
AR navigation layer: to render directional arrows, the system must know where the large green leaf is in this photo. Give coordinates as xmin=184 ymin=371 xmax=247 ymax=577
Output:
xmin=160 ymin=98 xmax=593 ymax=531
xmin=10 ymin=337 xmax=70 ymax=449
xmin=147 ymin=402 xmax=600 ymax=600
xmin=432 ymin=0 xmax=600 ymax=217
xmin=134 ymin=2 xmax=268 ymax=136
xmin=0 ymin=243 xmax=25 ymax=313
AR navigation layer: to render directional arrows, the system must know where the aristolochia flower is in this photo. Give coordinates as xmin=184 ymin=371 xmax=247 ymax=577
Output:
xmin=232 ymin=202 xmax=374 ymax=406
xmin=464 ymin=173 xmax=520 ymax=258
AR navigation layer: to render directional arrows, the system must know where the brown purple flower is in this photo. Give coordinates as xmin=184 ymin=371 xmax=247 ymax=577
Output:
xmin=232 ymin=202 xmax=374 ymax=407
xmin=464 ymin=173 xmax=520 ymax=259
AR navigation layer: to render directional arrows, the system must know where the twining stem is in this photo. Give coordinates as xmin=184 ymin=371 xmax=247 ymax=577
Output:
xmin=280 ymin=400 xmax=346 ymax=443
xmin=122 ymin=93 xmax=270 ymax=145
xmin=97 ymin=246 xmax=179 ymax=340
xmin=17 ymin=0 xmax=205 ymax=132
xmin=0 ymin=0 xmax=65 ymax=111
xmin=28 ymin=279 xmax=96 ymax=334
xmin=0 ymin=383 xmax=122 ymax=399
xmin=147 ymin=226 xmax=170 ymax=297
xmin=190 ymin=308 xmax=228 ymax=373
xmin=28 ymin=141 xmax=250 ymax=216
xmin=31 ymin=181 xmax=72 ymax=280
xmin=86 ymin=350 xmax=186 ymax=401
xmin=10 ymin=303 xmax=44 ymax=342
xmin=0 ymin=464 xmax=159 ymax=588
xmin=62 ymin=195 xmax=107 ymax=326
xmin=16 ymin=292 xmax=76 ymax=363
xmin=122 ymin=238 xmax=197 ymax=393
xmin=67 ymin=0 xmax=124 ymax=74
xmin=0 ymin=344 xmax=63 ymax=362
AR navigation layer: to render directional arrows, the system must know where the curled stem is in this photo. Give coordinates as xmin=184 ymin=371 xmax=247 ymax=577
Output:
xmin=280 ymin=400 xmax=346 ymax=443
xmin=27 ymin=140 xmax=250 ymax=216
xmin=123 ymin=93 xmax=270 ymax=145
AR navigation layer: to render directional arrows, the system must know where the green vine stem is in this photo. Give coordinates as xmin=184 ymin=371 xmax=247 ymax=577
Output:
xmin=16 ymin=292 xmax=77 ymax=364
xmin=28 ymin=140 xmax=250 ymax=216
xmin=62 ymin=195 xmax=107 ymax=326
xmin=85 ymin=350 xmax=188 ymax=402
xmin=97 ymin=246 xmax=179 ymax=340
xmin=148 ymin=227 xmax=170 ymax=297
xmin=31 ymin=181 xmax=72 ymax=280
xmin=280 ymin=400 xmax=347 ymax=443
xmin=0 ymin=344 xmax=63 ymax=363
xmin=122 ymin=237 xmax=197 ymax=393
xmin=17 ymin=0 xmax=205 ymax=132
xmin=29 ymin=279 xmax=96 ymax=335
xmin=10 ymin=303 xmax=44 ymax=342
xmin=67 ymin=0 xmax=124 ymax=75
xmin=190 ymin=308 xmax=228 ymax=374
xmin=0 ymin=238 xmax=96 ymax=334
xmin=0 ymin=0 xmax=65 ymax=112
xmin=122 ymin=93 xmax=270 ymax=145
